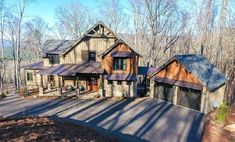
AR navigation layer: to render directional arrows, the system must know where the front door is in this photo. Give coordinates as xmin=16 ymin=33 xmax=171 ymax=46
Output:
xmin=88 ymin=78 xmax=98 ymax=91
xmin=48 ymin=75 xmax=56 ymax=87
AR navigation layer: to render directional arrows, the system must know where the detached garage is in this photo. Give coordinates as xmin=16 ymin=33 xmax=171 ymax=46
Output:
xmin=149 ymin=54 xmax=227 ymax=114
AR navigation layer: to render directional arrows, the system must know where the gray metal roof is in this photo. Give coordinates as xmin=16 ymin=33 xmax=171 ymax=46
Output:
xmin=151 ymin=54 xmax=228 ymax=91
xmin=23 ymin=61 xmax=44 ymax=70
xmin=43 ymin=40 xmax=77 ymax=54
xmin=138 ymin=67 xmax=159 ymax=76
xmin=37 ymin=61 xmax=103 ymax=76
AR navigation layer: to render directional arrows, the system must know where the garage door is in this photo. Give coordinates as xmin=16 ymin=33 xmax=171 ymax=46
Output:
xmin=177 ymin=87 xmax=201 ymax=111
xmin=154 ymin=82 xmax=174 ymax=103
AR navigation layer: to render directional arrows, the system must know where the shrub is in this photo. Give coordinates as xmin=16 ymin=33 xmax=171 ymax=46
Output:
xmin=215 ymin=102 xmax=230 ymax=122
xmin=0 ymin=89 xmax=9 ymax=98
xmin=3 ymin=89 xmax=9 ymax=95
xmin=0 ymin=92 xmax=6 ymax=98
xmin=18 ymin=87 xmax=29 ymax=97
xmin=22 ymin=88 xmax=29 ymax=97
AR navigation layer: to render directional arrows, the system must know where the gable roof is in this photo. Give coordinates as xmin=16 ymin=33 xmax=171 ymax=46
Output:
xmin=43 ymin=21 xmax=119 ymax=55
xmin=150 ymin=54 xmax=228 ymax=91
xmin=99 ymin=39 xmax=141 ymax=57
xmin=43 ymin=40 xmax=77 ymax=55
xmin=62 ymin=21 xmax=119 ymax=55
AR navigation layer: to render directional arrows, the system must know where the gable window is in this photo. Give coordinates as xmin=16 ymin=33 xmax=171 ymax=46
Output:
xmin=48 ymin=54 xmax=60 ymax=64
xmin=89 ymin=51 xmax=96 ymax=61
xmin=117 ymin=81 xmax=122 ymax=85
xmin=126 ymin=81 xmax=131 ymax=85
xmin=27 ymin=72 xmax=33 ymax=81
xmin=113 ymin=58 xmax=127 ymax=70
xmin=108 ymin=80 xmax=113 ymax=85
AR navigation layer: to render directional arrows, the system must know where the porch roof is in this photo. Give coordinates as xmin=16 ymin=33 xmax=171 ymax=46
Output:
xmin=105 ymin=74 xmax=137 ymax=81
xmin=37 ymin=61 xmax=103 ymax=76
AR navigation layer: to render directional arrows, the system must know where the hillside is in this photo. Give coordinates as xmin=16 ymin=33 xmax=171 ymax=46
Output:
xmin=0 ymin=39 xmax=37 ymax=60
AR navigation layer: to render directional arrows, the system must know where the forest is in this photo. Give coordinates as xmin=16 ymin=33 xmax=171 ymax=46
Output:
xmin=0 ymin=0 xmax=234 ymax=100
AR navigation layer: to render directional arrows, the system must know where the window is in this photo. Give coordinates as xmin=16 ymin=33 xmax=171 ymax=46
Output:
xmin=88 ymin=51 xmax=96 ymax=61
xmin=108 ymin=80 xmax=113 ymax=85
xmin=126 ymin=81 xmax=131 ymax=85
xmin=48 ymin=54 xmax=60 ymax=64
xmin=113 ymin=58 xmax=127 ymax=70
xmin=48 ymin=75 xmax=54 ymax=82
xmin=27 ymin=73 xmax=33 ymax=81
xmin=117 ymin=81 xmax=122 ymax=85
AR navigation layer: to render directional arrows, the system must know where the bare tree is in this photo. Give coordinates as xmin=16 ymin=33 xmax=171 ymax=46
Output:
xmin=140 ymin=0 xmax=185 ymax=66
xmin=128 ymin=0 xmax=148 ymax=65
xmin=99 ymin=0 xmax=127 ymax=33
xmin=200 ymin=0 xmax=213 ymax=58
xmin=0 ymin=0 xmax=7 ymax=93
xmin=4 ymin=13 xmax=18 ymax=88
xmin=55 ymin=0 xmax=94 ymax=40
xmin=14 ymin=0 xmax=33 ymax=89
xmin=24 ymin=16 xmax=49 ymax=60
xmin=216 ymin=0 xmax=228 ymax=69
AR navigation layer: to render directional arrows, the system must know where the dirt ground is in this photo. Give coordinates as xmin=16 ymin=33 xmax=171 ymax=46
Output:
xmin=202 ymin=105 xmax=235 ymax=142
xmin=0 ymin=116 xmax=121 ymax=142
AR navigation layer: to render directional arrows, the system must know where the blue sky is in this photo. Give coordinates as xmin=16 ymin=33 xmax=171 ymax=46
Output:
xmin=9 ymin=0 xmax=234 ymax=28
xmin=24 ymin=0 xmax=102 ymax=26
xmin=21 ymin=0 xmax=194 ymax=25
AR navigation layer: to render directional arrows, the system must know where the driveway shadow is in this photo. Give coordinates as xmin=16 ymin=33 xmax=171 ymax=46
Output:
xmin=2 ymin=97 xmax=205 ymax=142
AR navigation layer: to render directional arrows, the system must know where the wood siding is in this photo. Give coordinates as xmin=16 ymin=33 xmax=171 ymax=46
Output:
xmin=156 ymin=60 xmax=202 ymax=85
xmin=102 ymin=43 xmax=139 ymax=75
xmin=61 ymin=38 xmax=116 ymax=64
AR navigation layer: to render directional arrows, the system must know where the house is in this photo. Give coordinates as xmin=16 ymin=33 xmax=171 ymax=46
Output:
xmin=99 ymin=39 xmax=141 ymax=97
xmin=149 ymin=54 xmax=228 ymax=113
xmin=24 ymin=21 xmax=141 ymax=97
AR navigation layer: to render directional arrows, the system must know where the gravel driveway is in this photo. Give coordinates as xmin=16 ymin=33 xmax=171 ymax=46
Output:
xmin=0 ymin=95 xmax=205 ymax=142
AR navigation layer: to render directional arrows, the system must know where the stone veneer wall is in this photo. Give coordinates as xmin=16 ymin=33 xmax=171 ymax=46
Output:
xmin=104 ymin=80 xmax=137 ymax=97
xmin=25 ymin=70 xmax=48 ymax=90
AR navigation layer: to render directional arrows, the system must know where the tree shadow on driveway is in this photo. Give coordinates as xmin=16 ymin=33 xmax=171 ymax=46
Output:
xmin=3 ymin=97 xmax=205 ymax=142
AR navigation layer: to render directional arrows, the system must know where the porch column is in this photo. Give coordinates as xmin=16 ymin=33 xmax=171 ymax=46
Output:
xmin=200 ymin=87 xmax=207 ymax=113
xmin=24 ymin=70 xmax=27 ymax=88
xmin=39 ymin=74 xmax=44 ymax=96
xmin=48 ymin=75 xmax=51 ymax=91
xmin=76 ymin=76 xmax=79 ymax=88
xmin=173 ymin=86 xmax=179 ymax=105
xmin=99 ymin=75 xmax=105 ymax=97
xmin=57 ymin=76 xmax=62 ymax=96
xmin=150 ymin=81 xmax=155 ymax=98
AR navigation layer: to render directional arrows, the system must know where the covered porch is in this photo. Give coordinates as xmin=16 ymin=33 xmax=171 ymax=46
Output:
xmin=36 ymin=61 xmax=104 ymax=97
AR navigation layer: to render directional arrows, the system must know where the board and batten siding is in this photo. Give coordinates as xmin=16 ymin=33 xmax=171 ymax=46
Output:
xmin=61 ymin=37 xmax=116 ymax=64
xmin=102 ymin=43 xmax=139 ymax=75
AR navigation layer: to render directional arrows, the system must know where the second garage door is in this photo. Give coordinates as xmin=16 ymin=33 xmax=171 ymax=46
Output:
xmin=177 ymin=87 xmax=201 ymax=111
xmin=154 ymin=82 xmax=174 ymax=103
